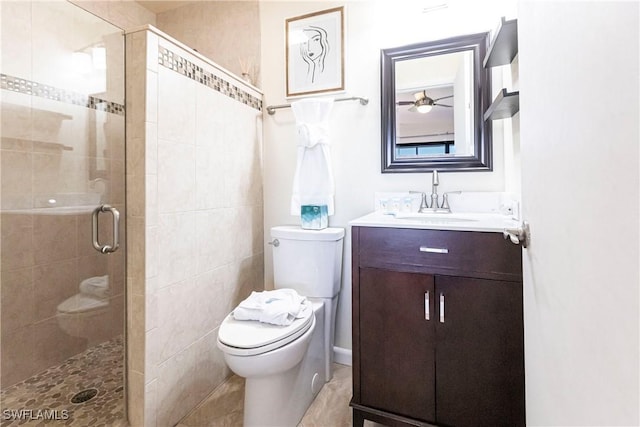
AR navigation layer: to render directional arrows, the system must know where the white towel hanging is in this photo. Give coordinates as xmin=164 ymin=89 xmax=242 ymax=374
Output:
xmin=290 ymin=98 xmax=335 ymax=216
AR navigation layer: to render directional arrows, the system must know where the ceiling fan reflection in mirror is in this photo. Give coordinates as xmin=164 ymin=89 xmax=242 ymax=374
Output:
xmin=397 ymin=90 xmax=453 ymax=113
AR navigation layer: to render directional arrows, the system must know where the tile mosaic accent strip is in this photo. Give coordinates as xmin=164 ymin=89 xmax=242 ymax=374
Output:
xmin=158 ymin=47 xmax=262 ymax=112
xmin=0 ymin=73 xmax=125 ymax=116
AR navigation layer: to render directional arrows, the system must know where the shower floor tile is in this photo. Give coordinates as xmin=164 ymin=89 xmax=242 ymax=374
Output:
xmin=0 ymin=336 xmax=125 ymax=427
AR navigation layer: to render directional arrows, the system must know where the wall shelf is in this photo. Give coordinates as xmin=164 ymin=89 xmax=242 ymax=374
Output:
xmin=483 ymin=17 xmax=518 ymax=68
xmin=484 ymin=17 xmax=519 ymax=122
xmin=484 ymin=89 xmax=519 ymax=121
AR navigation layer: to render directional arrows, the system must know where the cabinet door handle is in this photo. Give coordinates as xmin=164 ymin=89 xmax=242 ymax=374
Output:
xmin=424 ymin=291 xmax=430 ymax=320
xmin=420 ymin=246 xmax=449 ymax=254
xmin=440 ymin=293 xmax=445 ymax=323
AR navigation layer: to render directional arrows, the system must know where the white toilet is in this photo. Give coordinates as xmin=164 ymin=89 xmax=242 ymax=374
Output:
xmin=217 ymin=225 xmax=345 ymax=427
xmin=56 ymin=275 xmax=111 ymax=346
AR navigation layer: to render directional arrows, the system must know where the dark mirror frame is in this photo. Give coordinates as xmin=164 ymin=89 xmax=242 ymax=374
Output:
xmin=381 ymin=32 xmax=492 ymax=173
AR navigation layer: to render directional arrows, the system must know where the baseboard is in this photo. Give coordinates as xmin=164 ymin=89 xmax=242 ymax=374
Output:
xmin=333 ymin=346 xmax=352 ymax=366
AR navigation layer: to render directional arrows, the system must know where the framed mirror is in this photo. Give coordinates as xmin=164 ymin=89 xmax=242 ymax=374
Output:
xmin=381 ymin=32 xmax=492 ymax=173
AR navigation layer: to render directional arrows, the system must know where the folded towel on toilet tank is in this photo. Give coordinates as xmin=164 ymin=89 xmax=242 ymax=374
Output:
xmin=232 ymin=289 xmax=312 ymax=326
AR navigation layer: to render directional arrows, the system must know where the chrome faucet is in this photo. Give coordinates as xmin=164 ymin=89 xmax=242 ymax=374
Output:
xmin=410 ymin=170 xmax=454 ymax=213
xmin=429 ymin=170 xmax=440 ymax=209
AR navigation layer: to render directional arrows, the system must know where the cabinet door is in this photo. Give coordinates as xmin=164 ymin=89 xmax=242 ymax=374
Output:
xmin=359 ymin=267 xmax=436 ymax=422
xmin=435 ymin=276 xmax=525 ymax=427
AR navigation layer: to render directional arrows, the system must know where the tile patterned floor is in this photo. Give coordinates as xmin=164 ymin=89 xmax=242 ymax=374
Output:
xmin=0 ymin=336 xmax=125 ymax=427
xmin=178 ymin=363 xmax=382 ymax=427
xmin=1 ymin=343 xmax=377 ymax=427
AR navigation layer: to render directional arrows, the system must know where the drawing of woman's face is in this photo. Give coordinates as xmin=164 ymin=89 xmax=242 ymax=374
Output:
xmin=302 ymin=28 xmax=326 ymax=63
xmin=306 ymin=31 xmax=323 ymax=59
xmin=299 ymin=25 xmax=329 ymax=81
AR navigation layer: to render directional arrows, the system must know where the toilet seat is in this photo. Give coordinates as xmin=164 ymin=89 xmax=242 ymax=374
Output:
xmin=217 ymin=310 xmax=314 ymax=356
xmin=57 ymin=293 xmax=109 ymax=314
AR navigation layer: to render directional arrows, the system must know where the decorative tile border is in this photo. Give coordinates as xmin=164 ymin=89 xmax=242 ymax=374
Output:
xmin=158 ymin=47 xmax=262 ymax=112
xmin=0 ymin=73 xmax=125 ymax=116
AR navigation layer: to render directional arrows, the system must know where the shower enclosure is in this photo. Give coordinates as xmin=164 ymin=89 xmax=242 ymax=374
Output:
xmin=1 ymin=1 xmax=126 ymax=424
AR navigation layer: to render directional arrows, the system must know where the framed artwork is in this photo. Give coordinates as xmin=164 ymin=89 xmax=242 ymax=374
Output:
xmin=286 ymin=6 xmax=345 ymax=97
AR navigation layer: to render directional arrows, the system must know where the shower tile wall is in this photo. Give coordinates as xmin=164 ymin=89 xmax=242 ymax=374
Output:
xmin=0 ymin=1 xmax=125 ymax=389
xmin=125 ymin=28 xmax=264 ymax=427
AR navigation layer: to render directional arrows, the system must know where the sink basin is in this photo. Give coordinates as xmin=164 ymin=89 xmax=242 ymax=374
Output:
xmin=393 ymin=213 xmax=478 ymax=223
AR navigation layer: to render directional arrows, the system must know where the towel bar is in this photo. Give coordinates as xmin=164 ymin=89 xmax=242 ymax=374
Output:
xmin=266 ymin=96 xmax=369 ymax=115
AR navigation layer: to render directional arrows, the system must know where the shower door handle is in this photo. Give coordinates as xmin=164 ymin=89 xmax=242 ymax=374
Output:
xmin=92 ymin=205 xmax=120 ymax=254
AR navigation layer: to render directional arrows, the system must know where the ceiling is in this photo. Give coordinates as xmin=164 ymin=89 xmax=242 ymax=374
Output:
xmin=135 ymin=1 xmax=196 ymax=14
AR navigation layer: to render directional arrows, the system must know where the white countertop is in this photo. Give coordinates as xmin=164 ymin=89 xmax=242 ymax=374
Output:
xmin=349 ymin=211 xmax=520 ymax=233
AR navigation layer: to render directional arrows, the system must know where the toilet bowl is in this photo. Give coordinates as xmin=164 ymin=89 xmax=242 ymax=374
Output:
xmin=216 ymin=225 xmax=345 ymax=427
xmin=218 ymin=301 xmax=325 ymax=427
xmin=56 ymin=276 xmax=111 ymax=346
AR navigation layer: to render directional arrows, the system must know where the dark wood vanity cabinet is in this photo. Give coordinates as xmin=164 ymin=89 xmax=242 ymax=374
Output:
xmin=359 ymin=268 xmax=437 ymax=422
xmin=351 ymin=226 xmax=525 ymax=427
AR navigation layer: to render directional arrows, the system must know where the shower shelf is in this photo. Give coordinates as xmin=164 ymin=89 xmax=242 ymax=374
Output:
xmin=266 ymin=96 xmax=369 ymax=115
xmin=0 ymin=136 xmax=73 ymax=151
xmin=3 ymin=102 xmax=72 ymax=121
xmin=34 ymin=141 xmax=74 ymax=151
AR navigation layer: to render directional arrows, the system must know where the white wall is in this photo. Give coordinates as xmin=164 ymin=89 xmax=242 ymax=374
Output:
xmin=260 ymin=0 xmax=517 ymax=350
xmin=519 ymin=1 xmax=639 ymax=425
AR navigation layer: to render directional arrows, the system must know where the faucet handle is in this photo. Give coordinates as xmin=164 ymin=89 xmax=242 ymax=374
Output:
xmin=432 ymin=170 xmax=439 ymax=186
xmin=440 ymin=191 xmax=462 ymax=212
xmin=420 ymin=193 xmax=429 ymax=212
xmin=440 ymin=193 xmax=450 ymax=211
xmin=410 ymin=191 xmax=429 ymax=213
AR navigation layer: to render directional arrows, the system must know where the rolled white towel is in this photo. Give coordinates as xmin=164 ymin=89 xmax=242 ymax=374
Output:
xmin=79 ymin=275 xmax=110 ymax=299
xmin=233 ymin=289 xmax=311 ymax=326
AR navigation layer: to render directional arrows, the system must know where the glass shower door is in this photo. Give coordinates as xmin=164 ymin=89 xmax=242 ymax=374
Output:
xmin=0 ymin=1 xmax=126 ymax=424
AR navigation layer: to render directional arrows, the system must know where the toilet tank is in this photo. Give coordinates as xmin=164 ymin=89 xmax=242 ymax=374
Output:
xmin=271 ymin=226 xmax=345 ymax=298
